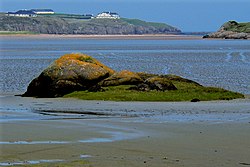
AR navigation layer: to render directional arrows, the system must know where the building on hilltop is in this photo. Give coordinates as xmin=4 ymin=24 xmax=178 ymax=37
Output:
xmin=6 ymin=10 xmax=37 ymax=17
xmin=6 ymin=9 xmax=54 ymax=17
xmin=31 ymin=9 xmax=55 ymax=14
xmin=96 ymin=12 xmax=120 ymax=19
xmin=83 ymin=14 xmax=94 ymax=19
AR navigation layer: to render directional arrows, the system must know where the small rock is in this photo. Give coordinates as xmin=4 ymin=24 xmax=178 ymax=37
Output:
xmin=191 ymin=98 xmax=200 ymax=102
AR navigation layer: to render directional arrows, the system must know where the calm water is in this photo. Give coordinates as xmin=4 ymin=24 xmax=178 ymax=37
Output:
xmin=0 ymin=37 xmax=250 ymax=95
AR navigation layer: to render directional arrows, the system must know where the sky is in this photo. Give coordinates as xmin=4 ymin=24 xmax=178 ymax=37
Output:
xmin=0 ymin=0 xmax=249 ymax=32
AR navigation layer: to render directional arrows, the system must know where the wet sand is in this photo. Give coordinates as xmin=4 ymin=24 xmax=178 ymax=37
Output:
xmin=0 ymin=96 xmax=250 ymax=167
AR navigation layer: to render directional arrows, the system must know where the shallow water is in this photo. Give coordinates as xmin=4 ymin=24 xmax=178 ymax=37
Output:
xmin=0 ymin=159 xmax=64 ymax=166
xmin=0 ymin=37 xmax=250 ymax=94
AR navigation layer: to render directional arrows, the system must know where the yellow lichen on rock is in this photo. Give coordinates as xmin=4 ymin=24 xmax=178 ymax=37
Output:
xmin=54 ymin=53 xmax=115 ymax=75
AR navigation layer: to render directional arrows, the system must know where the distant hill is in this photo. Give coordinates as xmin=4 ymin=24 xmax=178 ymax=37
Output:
xmin=0 ymin=13 xmax=181 ymax=35
xmin=203 ymin=21 xmax=250 ymax=39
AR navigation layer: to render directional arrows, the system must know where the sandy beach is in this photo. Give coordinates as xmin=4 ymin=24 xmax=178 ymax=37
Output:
xmin=0 ymin=34 xmax=203 ymax=40
xmin=0 ymin=95 xmax=250 ymax=167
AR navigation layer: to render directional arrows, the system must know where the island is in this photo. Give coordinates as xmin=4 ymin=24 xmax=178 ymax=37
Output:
xmin=203 ymin=21 xmax=250 ymax=39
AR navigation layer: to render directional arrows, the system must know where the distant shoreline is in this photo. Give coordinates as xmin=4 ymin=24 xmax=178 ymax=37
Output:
xmin=3 ymin=34 xmax=247 ymax=40
xmin=0 ymin=34 xmax=204 ymax=40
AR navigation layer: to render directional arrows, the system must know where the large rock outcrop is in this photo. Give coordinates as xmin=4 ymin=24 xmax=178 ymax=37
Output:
xmin=22 ymin=53 xmax=115 ymax=97
xmin=203 ymin=21 xmax=250 ymax=39
xmin=23 ymin=53 xmax=192 ymax=98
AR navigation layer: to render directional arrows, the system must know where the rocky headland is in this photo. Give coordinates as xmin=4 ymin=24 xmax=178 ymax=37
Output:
xmin=22 ymin=53 xmax=244 ymax=101
xmin=0 ymin=14 xmax=181 ymax=35
xmin=203 ymin=21 xmax=250 ymax=39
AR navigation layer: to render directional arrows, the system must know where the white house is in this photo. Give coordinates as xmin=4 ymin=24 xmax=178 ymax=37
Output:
xmin=31 ymin=9 xmax=55 ymax=14
xmin=6 ymin=10 xmax=37 ymax=17
xmin=96 ymin=12 xmax=120 ymax=19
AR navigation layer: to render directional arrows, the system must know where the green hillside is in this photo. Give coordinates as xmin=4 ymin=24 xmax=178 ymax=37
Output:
xmin=0 ymin=13 xmax=181 ymax=34
xmin=121 ymin=18 xmax=172 ymax=28
xmin=222 ymin=21 xmax=250 ymax=33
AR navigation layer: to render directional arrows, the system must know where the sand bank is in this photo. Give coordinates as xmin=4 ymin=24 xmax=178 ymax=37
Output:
xmin=0 ymin=34 xmax=203 ymax=40
xmin=0 ymin=96 xmax=250 ymax=167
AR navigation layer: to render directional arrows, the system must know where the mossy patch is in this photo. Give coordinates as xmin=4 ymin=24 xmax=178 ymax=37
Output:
xmin=64 ymin=83 xmax=244 ymax=102
xmin=77 ymin=56 xmax=94 ymax=63
xmin=223 ymin=21 xmax=250 ymax=33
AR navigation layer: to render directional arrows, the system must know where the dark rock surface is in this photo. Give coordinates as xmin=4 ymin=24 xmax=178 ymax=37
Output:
xmin=130 ymin=76 xmax=177 ymax=91
xmin=22 ymin=53 xmax=115 ymax=97
xmin=145 ymin=77 xmax=177 ymax=91
xmin=136 ymin=72 xmax=201 ymax=86
xmin=99 ymin=70 xmax=143 ymax=87
xmin=0 ymin=15 xmax=181 ymax=34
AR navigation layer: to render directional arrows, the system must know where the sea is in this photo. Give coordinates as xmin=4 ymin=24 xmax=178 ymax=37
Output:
xmin=0 ymin=37 xmax=250 ymax=95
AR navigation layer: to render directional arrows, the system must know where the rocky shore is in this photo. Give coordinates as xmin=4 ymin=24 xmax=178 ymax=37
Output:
xmin=203 ymin=21 xmax=250 ymax=39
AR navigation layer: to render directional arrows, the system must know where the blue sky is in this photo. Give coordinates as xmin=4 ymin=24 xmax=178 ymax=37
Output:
xmin=0 ymin=0 xmax=249 ymax=32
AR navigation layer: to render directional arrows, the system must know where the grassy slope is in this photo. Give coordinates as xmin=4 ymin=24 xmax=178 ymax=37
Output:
xmin=40 ymin=14 xmax=176 ymax=29
xmin=121 ymin=18 xmax=173 ymax=28
xmin=39 ymin=13 xmax=91 ymax=19
xmin=64 ymin=82 xmax=244 ymax=102
xmin=41 ymin=14 xmax=174 ymax=28
xmin=224 ymin=22 xmax=250 ymax=33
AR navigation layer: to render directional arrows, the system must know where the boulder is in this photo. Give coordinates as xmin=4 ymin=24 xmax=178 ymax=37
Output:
xmin=99 ymin=70 xmax=143 ymax=87
xmin=137 ymin=72 xmax=201 ymax=86
xmin=130 ymin=76 xmax=177 ymax=91
xmin=22 ymin=53 xmax=115 ymax=97
xmin=145 ymin=77 xmax=177 ymax=91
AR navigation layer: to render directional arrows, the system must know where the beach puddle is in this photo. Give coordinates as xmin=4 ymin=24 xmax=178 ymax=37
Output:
xmin=0 ymin=130 xmax=142 ymax=145
xmin=0 ymin=159 xmax=64 ymax=166
xmin=80 ymin=155 xmax=92 ymax=158
xmin=0 ymin=140 xmax=70 ymax=145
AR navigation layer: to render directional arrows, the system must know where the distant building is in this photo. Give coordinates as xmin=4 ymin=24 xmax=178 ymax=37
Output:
xmin=96 ymin=12 xmax=120 ymax=19
xmin=83 ymin=14 xmax=94 ymax=19
xmin=6 ymin=10 xmax=37 ymax=17
xmin=31 ymin=9 xmax=55 ymax=14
